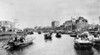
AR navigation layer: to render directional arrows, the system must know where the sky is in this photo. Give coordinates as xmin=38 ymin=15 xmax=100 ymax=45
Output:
xmin=0 ymin=0 xmax=100 ymax=29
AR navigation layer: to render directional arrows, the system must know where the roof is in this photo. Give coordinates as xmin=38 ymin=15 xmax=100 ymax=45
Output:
xmin=75 ymin=16 xmax=88 ymax=24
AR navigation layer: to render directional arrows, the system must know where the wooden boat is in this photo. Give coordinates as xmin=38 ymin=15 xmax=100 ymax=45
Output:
xmin=38 ymin=31 xmax=41 ymax=34
xmin=3 ymin=36 xmax=34 ymax=50
xmin=44 ymin=33 xmax=52 ymax=40
xmin=66 ymin=31 xmax=73 ymax=34
xmin=55 ymin=33 xmax=61 ymax=38
xmin=14 ymin=38 xmax=33 ymax=47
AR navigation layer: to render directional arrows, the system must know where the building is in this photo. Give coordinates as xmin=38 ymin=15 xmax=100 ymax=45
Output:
xmin=63 ymin=20 xmax=74 ymax=27
xmin=23 ymin=28 xmax=34 ymax=32
xmin=0 ymin=21 xmax=15 ymax=32
xmin=0 ymin=21 xmax=14 ymax=28
xmin=75 ymin=16 xmax=88 ymax=31
xmin=60 ymin=19 xmax=76 ymax=31
xmin=51 ymin=21 xmax=59 ymax=28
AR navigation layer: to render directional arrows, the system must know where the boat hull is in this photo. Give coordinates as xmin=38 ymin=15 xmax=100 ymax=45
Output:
xmin=70 ymin=34 xmax=77 ymax=37
xmin=4 ymin=38 xmax=34 ymax=50
xmin=44 ymin=34 xmax=52 ymax=40
xmin=93 ymin=40 xmax=100 ymax=46
xmin=74 ymin=42 xmax=93 ymax=49
xmin=5 ymin=41 xmax=33 ymax=50
xmin=55 ymin=33 xmax=61 ymax=38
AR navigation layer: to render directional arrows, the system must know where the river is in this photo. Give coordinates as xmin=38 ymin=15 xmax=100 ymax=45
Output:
xmin=0 ymin=33 xmax=100 ymax=55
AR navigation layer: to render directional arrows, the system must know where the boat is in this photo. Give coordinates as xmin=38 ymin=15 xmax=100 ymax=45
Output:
xmin=3 ymin=35 xmax=34 ymax=50
xmin=74 ymin=37 xmax=93 ymax=49
xmin=74 ymin=33 xmax=93 ymax=49
xmin=82 ymin=31 xmax=100 ymax=46
xmin=69 ymin=32 xmax=77 ymax=37
xmin=38 ymin=31 xmax=41 ymax=34
xmin=44 ymin=33 xmax=52 ymax=40
xmin=66 ymin=31 xmax=73 ymax=34
xmin=70 ymin=34 xmax=77 ymax=37
xmin=91 ymin=34 xmax=100 ymax=46
xmin=55 ymin=33 xmax=61 ymax=38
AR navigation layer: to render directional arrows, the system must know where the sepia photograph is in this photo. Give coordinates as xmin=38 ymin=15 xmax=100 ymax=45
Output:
xmin=0 ymin=0 xmax=100 ymax=55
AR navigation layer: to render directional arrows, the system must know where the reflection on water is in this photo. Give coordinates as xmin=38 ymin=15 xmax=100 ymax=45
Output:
xmin=44 ymin=39 xmax=52 ymax=42
xmin=7 ymin=49 xmax=24 ymax=55
xmin=93 ymin=45 xmax=100 ymax=55
xmin=75 ymin=48 xmax=94 ymax=55
xmin=0 ymin=33 xmax=100 ymax=55
xmin=93 ymin=45 xmax=100 ymax=51
xmin=6 ymin=43 xmax=34 ymax=55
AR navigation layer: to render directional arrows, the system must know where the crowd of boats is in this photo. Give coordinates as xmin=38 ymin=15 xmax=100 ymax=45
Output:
xmin=42 ymin=30 xmax=100 ymax=50
xmin=1 ymin=31 xmax=34 ymax=50
xmin=69 ymin=31 xmax=100 ymax=50
xmin=44 ymin=32 xmax=62 ymax=40
xmin=1 ymin=27 xmax=100 ymax=51
xmin=0 ymin=30 xmax=62 ymax=50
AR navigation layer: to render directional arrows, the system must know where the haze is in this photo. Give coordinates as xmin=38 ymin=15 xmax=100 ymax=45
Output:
xmin=0 ymin=0 xmax=100 ymax=29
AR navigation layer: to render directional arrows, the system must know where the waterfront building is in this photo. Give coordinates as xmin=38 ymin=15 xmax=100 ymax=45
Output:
xmin=51 ymin=21 xmax=60 ymax=28
xmin=0 ymin=21 xmax=15 ymax=32
xmin=23 ymin=28 xmax=34 ymax=32
xmin=63 ymin=20 xmax=73 ymax=27
xmin=75 ymin=16 xmax=88 ymax=31
xmin=0 ymin=21 xmax=14 ymax=28
xmin=60 ymin=20 xmax=76 ymax=31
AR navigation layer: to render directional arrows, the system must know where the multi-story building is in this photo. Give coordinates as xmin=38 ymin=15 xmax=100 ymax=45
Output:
xmin=75 ymin=16 xmax=88 ymax=31
xmin=0 ymin=21 xmax=14 ymax=28
xmin=0 ymin=21 xmax=15 ymax=32
xmin=63 ymin=20 xmax=74 ymax=27
xmin=51 ymin=21 xmax=60 ymax=28
xmin=60 ymin=19 xmax=76 ymax=31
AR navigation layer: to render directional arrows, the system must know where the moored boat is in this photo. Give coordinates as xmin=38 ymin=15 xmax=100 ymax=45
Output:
xmin=74 ymin=37 xmax=93 ymax=49
xmin=3 ymin=35 xmax=34 ymax=50
xmin=74 ymin=32 xmax=93 ymax=49
xmin=91 ymin=34 xmax=100 ymax=46
xmin=70 ymin=32 xmax=77 ymax=37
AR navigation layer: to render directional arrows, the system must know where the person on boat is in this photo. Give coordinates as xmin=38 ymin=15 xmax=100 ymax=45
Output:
xmin=97 ymin=34 xmax=100 ymax=38
xmin=12 ymin=35 xmax=21 ymax=42
xmin=14 ymin=37 xmax=18 ymax=42
xmin=19 ymin=37 xmax=25 ymax=42
xmin=6 ymin=37 xmax=16 ymax=47
xmin=80 ymin=34 xmax=88 ymax=40
xmin=94 ymin=33 xmax=100 ymax=38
